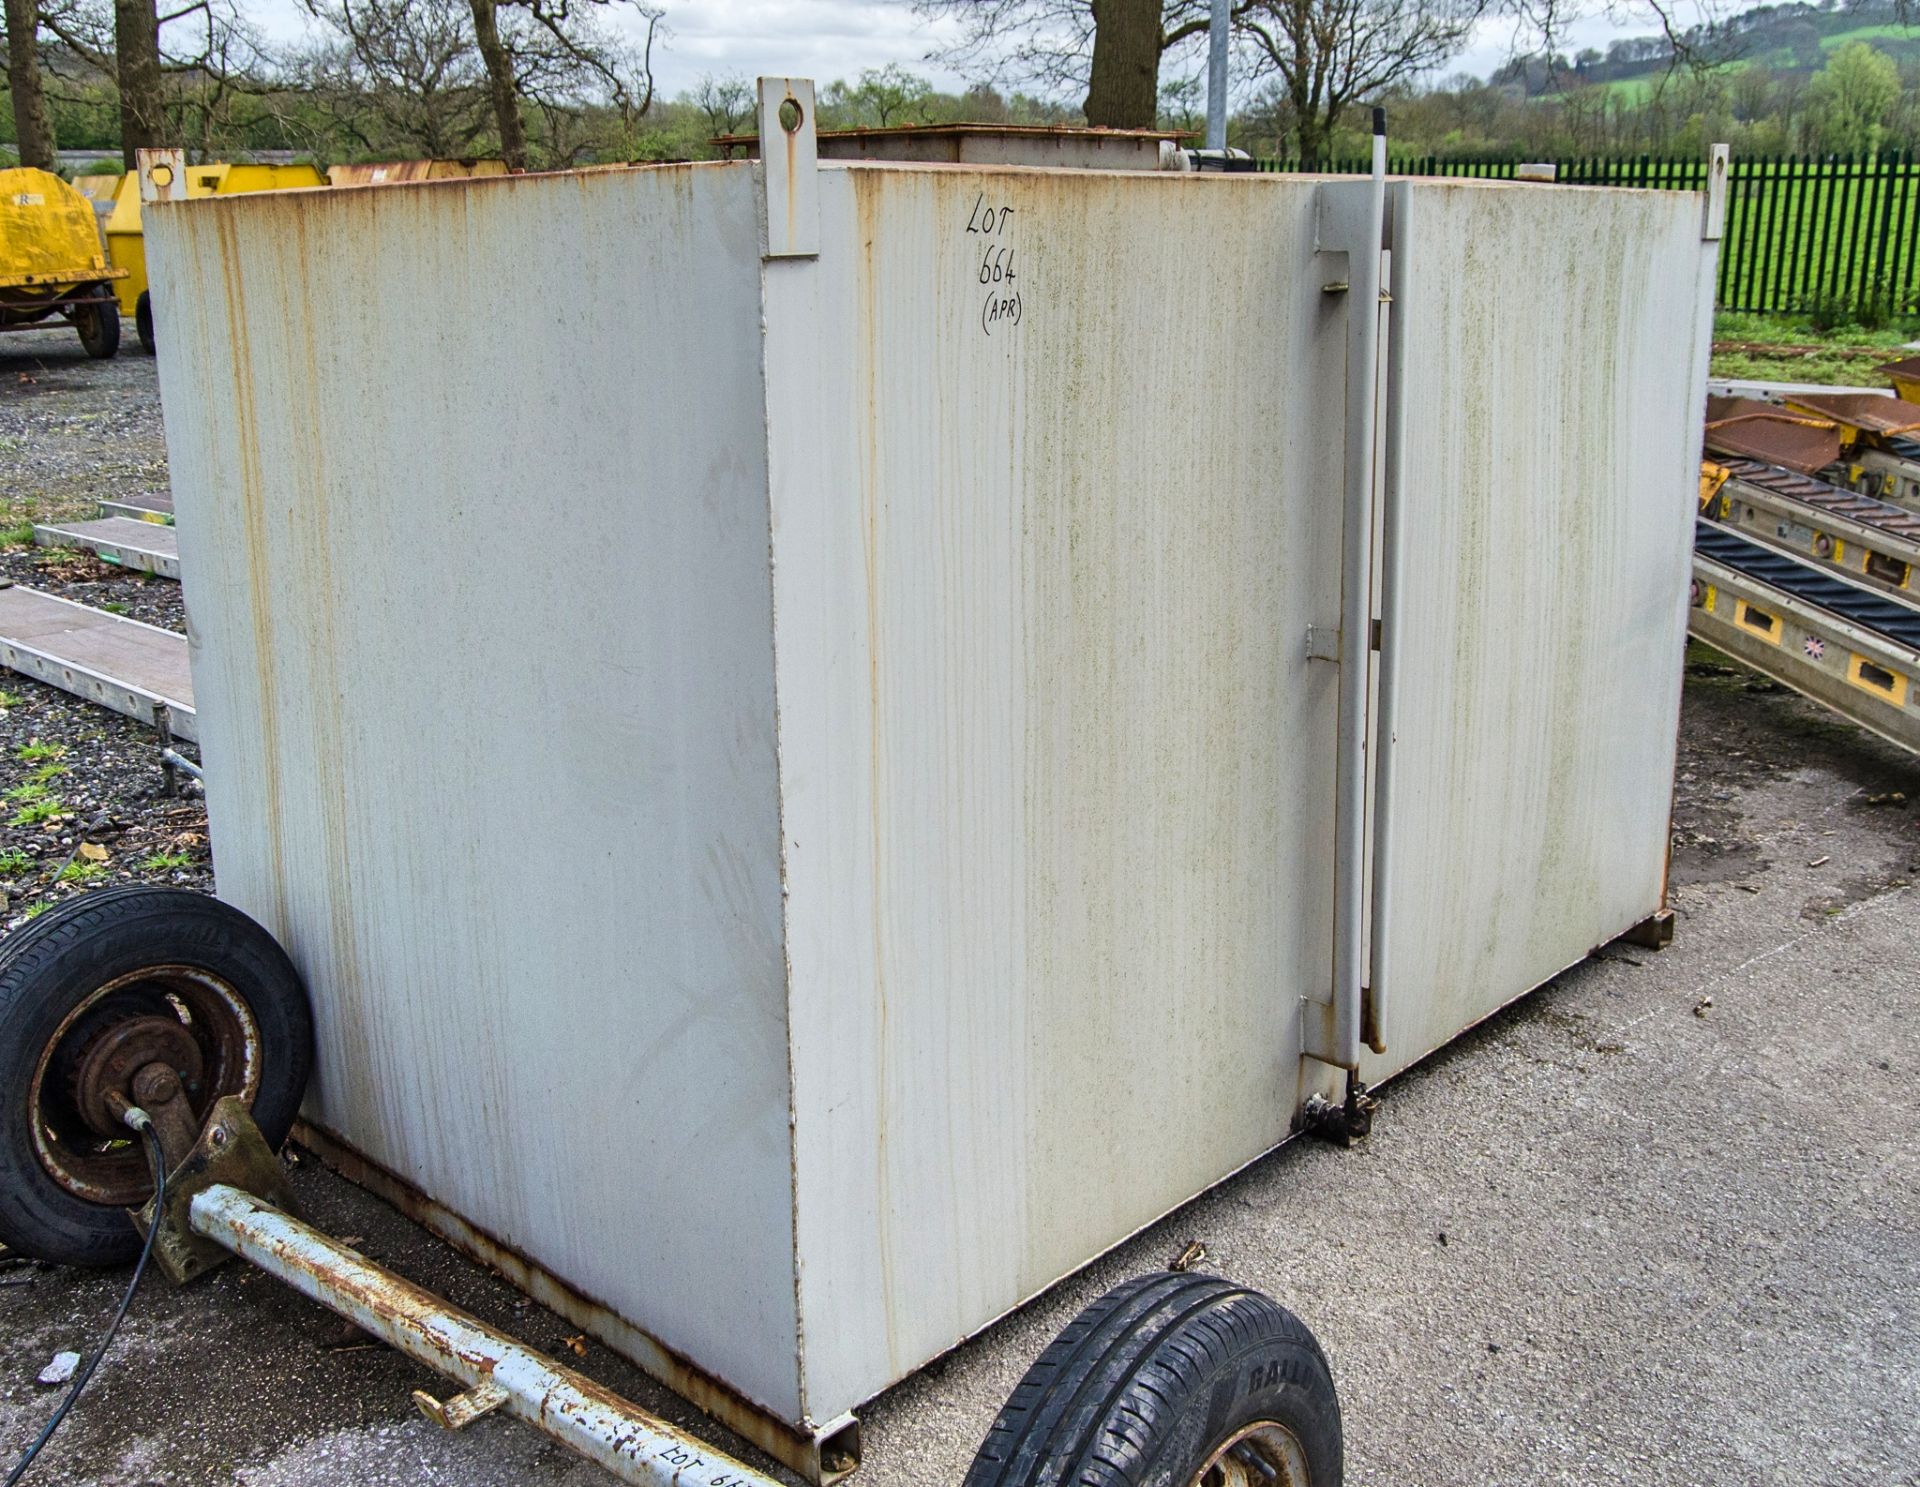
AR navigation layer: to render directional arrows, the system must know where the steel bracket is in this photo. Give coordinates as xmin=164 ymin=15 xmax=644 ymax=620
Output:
xmin=1702 ymin=144 xmax=1729 ymax=242
xmin=133 ymin=1095 xmax=299 ymax=1285
xmin=757 ymin=77 xmax=819 ymax=260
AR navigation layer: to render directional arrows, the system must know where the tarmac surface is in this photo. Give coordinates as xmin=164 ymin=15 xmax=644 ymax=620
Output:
xmin=2 ymin=671 xmax=1918 ymax=1486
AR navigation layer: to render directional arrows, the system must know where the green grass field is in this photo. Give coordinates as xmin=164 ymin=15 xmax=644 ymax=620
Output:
xmin=1711 ymin=311 xmax=1919 ymax=385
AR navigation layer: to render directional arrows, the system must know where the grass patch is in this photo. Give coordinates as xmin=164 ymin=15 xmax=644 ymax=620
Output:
xmin=13 ymin=741 xmax=66 ymax=762
xmin=22 ymin=901 xmax=51 ymax=920
xmin=1710 ymin=309 xmax=1918 ymax=386
xmin=0 ymin=848 xmax=32 ymax=875
xmin=138 ymin=851 xmax=193 ymax=871
xmin=0 ymin=521 xmax=34 ymax=547
xmin=1711 ymin=347 xmax=1889 ymax=384
xmin=29 ymin=762 xmax=67 ymax=784
xmin=0 ymin=690 xmax=21 ymax=708
xmin=100 ymin=601 xmax=131 ymax=616
xmin=9 ymin=797 xmax=65 ymax=826
xmin=55 ymin=861 xmax=107 ymax=885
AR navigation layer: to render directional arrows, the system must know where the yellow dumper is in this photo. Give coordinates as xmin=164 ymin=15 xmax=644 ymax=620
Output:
xmin=104 ymin=159 xmax=324 ymax=350
xmin=0 ymin=166 xmax=127 ymax=358
xmin=326 ymin=157 xmax=508 ymax=187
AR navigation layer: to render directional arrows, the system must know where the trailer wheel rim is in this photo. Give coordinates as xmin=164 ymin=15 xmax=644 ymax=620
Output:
xmin=28 ymin=965 xmax=263 ymax=1205
xmin=1187 ymin=1420 xmax=1313 ymax=1487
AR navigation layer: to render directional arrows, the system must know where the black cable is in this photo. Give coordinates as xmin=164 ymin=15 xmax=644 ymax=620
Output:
xmin=4 ymin=1119 xmax=167 ymax=1487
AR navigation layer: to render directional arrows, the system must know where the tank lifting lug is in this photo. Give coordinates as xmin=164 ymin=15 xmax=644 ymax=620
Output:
xmin=1297 ymin=1076 xmax=1377 ymax=1147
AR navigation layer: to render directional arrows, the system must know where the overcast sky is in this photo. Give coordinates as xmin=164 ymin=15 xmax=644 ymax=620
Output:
xmin=241 ymin=0 xmax=1677 ymax=106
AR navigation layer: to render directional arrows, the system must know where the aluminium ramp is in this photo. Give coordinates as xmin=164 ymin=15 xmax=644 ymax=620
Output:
xmin=0 ymin=584 xmax=196 ymax=740
xmin=33 ymin=515 xmax=180 ymax=578
xmin=1691 ymin=518 xmax=1920 ymax=755
xmin=99 ymin=495 xmax=175 ymax=524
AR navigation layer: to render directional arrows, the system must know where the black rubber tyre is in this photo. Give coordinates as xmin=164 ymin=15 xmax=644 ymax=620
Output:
xmin=0 ymin=887 xmax=312 ymax=1266
xmin=73 ymin=290 xmax=120 ymax=359
xmin=135 ymin=290 xmax=155 ymax=354
xmin=965 ymin=1272 xmax=1342 ymax=1487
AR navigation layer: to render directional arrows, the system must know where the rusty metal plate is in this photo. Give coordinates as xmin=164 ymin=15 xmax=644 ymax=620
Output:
xmin=1705 ymin=415 xmax=1845 ymax=474
xmin=1785 ymin=391 xmax=1920 ymax=436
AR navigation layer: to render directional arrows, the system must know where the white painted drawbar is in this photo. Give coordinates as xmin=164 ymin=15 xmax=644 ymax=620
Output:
xmin=145 ymin=86 xmax=1725 ymax=1481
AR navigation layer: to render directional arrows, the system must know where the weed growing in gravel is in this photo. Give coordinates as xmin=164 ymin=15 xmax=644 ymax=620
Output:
xmin=138 ymin=852 xmax=193 ymax=871
xmin=0 ymin=690 xmax=21 ymax=708
xmin=55 ymin=861 xmax=106 ymax=885
xmin=4 ymin=781 xmax=47 ymax=804
xmin=0 ymin=849 xmax=31 ymax=875
xmin=0 ymin=522 xmax=33 ymax=548
xmin=29 ymin=766 xmax=67 ymax=786
xmin=21 ymin=901 xmax=50 ymax=919
xmin=101 ymin=602 xmax=131 ymax=615
xmin=14 ymin=741 xmax=66 ymax=762
xmin=9 ymin=797 xmax=64 ymax=826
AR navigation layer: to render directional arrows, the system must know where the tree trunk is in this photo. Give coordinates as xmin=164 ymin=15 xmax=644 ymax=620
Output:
xmin=1294 ymin=94 xmax=1326 ymax=165
xmin=469 ymin=0 xmax=527 ymax=171
xmin=1084 ymin=0 xmax=1163 ymax=129
xmin=112 ymin=0 xmax=163 ymax=171
xmin=5 ymin=0 xmax=56 ymax=170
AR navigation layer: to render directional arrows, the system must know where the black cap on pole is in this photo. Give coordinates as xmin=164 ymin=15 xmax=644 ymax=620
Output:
xmin=1372 ymin=107 xmax=1387 ymax=137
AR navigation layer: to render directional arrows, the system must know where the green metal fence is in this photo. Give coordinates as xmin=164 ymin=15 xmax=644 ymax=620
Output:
xmin=1257 ymin=152 xmax=1920 ymax=316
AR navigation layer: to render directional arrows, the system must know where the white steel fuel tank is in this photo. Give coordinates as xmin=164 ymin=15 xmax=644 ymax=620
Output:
xmin=145 ymin=83 xmax=1719 ymax=1481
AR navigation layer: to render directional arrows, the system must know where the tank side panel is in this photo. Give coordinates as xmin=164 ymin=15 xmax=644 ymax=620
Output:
xmin=771 ymin=167 xmax=1343 ymax=1418
xmin=146 ymin=165 xmax=803 ymax=1419
xmin=1364 ymin=182 xmax=1708 ymax=1080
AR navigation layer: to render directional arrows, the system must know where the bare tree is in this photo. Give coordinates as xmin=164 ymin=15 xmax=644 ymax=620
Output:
xmin=920 ymin=0 xmax=1243 ymax=127
xmin=3 ymin=0 xmax=58 ymax=167
xmin=295 ymin=0 xmax=493 ymax=158
xmin=1238 ymin=0 xmax=1481 ymax=161
xmin=469 ymin=0 xmax=661 ymax=168
xmin=28 ymin=0 xmax=276 ymax=164
xmin=300 ymin=0 xmax=660 ymax=167
xmin=692 ymin=71 xmax=752 ymax=137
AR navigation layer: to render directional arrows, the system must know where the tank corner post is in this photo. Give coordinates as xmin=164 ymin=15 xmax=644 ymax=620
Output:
xmin=757 ymin=77 xmax=820 ymax=261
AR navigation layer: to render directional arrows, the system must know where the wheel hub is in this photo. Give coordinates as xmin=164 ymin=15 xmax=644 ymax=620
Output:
xmin=29 ymin=966 xmax=264 ymax=1207
xmin=69 ymin=1016 xmax=204 ymax=1137
xmin=1188 ymin=1421 xmax=1312 ymax=1487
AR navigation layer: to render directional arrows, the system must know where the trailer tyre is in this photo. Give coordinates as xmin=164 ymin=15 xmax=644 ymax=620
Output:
xmin=964 ymin=1272 xmax=1341 ymax=1487
xmin=73 ymin=290 xmax=120 ymax=359
xmin=135 ymin=291 xmax=155 ymax=354
xmin=0 ymin=887 xmax=313 ymax=1266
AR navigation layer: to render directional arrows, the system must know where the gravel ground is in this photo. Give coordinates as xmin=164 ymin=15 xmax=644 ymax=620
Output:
xmin=1 ymin=327 xmax=168 ymax=533
xmin=0 ymin=546 xmax=185 ymax=632
xmin=0 ymin=327 xmax=203 ymax=930
xmin=0 ymin=673 xmax=210 ymax=930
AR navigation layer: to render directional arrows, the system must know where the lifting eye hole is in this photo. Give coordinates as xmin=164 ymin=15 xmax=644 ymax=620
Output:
xmin=778 ymin=98 xmax=804 ymax=134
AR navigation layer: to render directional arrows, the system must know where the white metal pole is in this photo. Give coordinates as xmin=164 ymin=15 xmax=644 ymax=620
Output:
xmin=1365 ymin=132 xmax=1403 ymax=1061
xmin=1205 ymin=0 xmax=1229 ymax=152
xmin=1330 ymin=109 xmax=1389 ymax=1071
xmin=189 ymin=1184 xmax=783 ymax=1487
